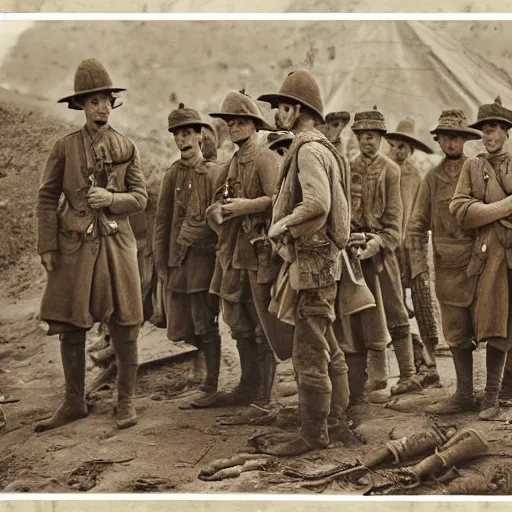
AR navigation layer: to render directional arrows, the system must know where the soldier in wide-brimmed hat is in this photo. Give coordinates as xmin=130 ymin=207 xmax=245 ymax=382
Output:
xmin=346 ymin=107 xmax=422 ymax=403
xmin=250 ymin=70 xmax=357 ymax=456
xmin=407 ymin=109 xmax=481 ymax=417
xmin=191 ymin=90 xmax=292 ymax=415
xmin=153 ymin=104 xmax=222 ymax=405
xmin=385 ymin=118 xmax=441 ymax=388
xmin=449 ymin=97 xmax=512 ymax=419
xmin=35 ymin=59 xmax=148 ymax=431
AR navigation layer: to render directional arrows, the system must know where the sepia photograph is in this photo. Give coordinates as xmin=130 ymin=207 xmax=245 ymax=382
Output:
xmin=1 ymin=5 xmax=512 ymax=497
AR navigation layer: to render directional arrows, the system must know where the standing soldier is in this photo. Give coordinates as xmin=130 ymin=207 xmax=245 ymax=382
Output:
xmin=195 ymin=90 xmax=288 ymax=410
xmin=35 ymin=59 xmax=147 ymax=431
xmin=153 ymin=104 xmax=222 ymax=401
xmin=386 ymin=118 xmax=440 ymax=386
xmin=254 ymin=70 xmax=353 ymax=455
xmin=450 ymin=97 xmax=512 ymax=420
xmin=348 ymin=108 xmax=421 ymax=397
xmin=407 ymin=110 xmax=481 ymax=415
xmin=317 ymin=111 xmax=351 ymax=156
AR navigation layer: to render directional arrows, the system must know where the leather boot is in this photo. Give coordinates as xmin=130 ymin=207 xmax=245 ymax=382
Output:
xmin=110 ymin=324 xmax=139 ymax=429
xmin=346 ymin=352 xmax=368 ymax=406
xmin=300 ymin=388 xmax=331 ymax=449
xmin=426 ymin=346 xmax=474 ymax=415
xmin=390 ymin=333 xmax=422 ymax=395
xmin=500 ymin=350 xmax=512 ymax=401
xmin=365 ymin=349 xmax=388 ymax=392
xmin=199 ymin=335 xmax=221 ymax=393
xmin=35 ymin=330 xmax=88 ymax=432
xmin=479 ymin=343 xmax=507 ymax=420
xmin=253 ymin=341 xmax=277 ymax=406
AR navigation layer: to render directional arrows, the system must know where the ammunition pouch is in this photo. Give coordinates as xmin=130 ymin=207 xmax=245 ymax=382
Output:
xmin=289 ymin=232 xmax=340 ymax=291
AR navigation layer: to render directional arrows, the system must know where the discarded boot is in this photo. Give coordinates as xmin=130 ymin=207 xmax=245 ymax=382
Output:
xmin=110 ymin=324 xmax=139 ymax=429
xmin=426 ymin=346 xmax=474 ymax=415
xmin=409 ymin=428 xmax=488 ymax=479
xmin=35 ymin=331 xmax=88 ymax=432
xmin=365 ymin=349 xmax=388 ymax=392
xmin=479 ymin=344 xmax=507 ymax=420
xmin=360 ymin=424 xmax=457 ymax=468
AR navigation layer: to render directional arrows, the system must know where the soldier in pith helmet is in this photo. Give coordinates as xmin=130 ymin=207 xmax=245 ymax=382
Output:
xmin=35 ymin=59 xmax=148 ymax=431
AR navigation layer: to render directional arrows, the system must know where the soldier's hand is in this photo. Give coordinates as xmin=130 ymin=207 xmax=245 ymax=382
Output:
xmin=40 ymin=251 xmax=59 ymax=272
xmin=268 ymin=220 xmax=288 ymax=240
xmin=156 ymin=262 xmax=168 ymax=283
xmin=87 ymin=187 xmax=114 ymax=210
xmin=221 ymin=198 xmax=252 ymax=219
xmin=358 ymin=238 xmax=380 ymax=260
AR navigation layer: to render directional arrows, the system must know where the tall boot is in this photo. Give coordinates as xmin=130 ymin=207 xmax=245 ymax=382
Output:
xmin=426 ymin=345 xmax=474 ymax=415
xmin=345 ymin=352 xmax=368 ymax=406
xmin=500 ymin=350 xmax=512 ymax=401
xmin=110 ymin=324 xmax=139 ymax=429
xmin=253 ymin=341 xmax=277 ymax=406
xmin=365 ymin=349 xmax=388 ymax=392
xmin=199 ymin=334 xmax=221 ymax=393
xmin=390 ymin=332 xmax=422 ymax=395
xmin=479 ymin=343 xmax=507 ymax=420
xmin=300 ymin=388 xmax=331 ymax=450
xmin=35 ymin=330 xmax=88 ymax=432
xmin=328 ymin=372 xmax=361 ymax=446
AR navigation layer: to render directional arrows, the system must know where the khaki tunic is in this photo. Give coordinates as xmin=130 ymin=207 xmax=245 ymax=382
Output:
xmin=450 ymin=152 xmax=512 ymax=343
xmin=350 ymin=152 xmax=408 ymax=332
xmin=36 ymin=126 xmax=148 ymax=330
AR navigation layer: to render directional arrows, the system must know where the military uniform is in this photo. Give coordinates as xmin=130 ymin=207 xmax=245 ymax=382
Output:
xmin=449 ymin=98 xmax=512 ymax=418
xmin=35 ymin=59 xmax=147 ymax=431
xmin=345 ymin=109 xmax=420 ymax=399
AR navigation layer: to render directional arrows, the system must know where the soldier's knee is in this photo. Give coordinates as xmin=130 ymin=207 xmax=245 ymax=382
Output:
xmin=59 ymin=329 xmax=86 ymax=345
xmin=389 ymin=324 xmax=410 ymax=339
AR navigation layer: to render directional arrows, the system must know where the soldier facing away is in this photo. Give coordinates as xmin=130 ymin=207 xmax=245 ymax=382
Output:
xmin=255 ymin=70 xmax=355 ymax=456
xmin=386 ymin=118 xmax=441 ymax=387
xmin=153 ymin=104 xmax=222 ymax=401
xmin=35 ymin=59 xmax=148 ymax=431
xmin=450 ymin=97 xmax=512 ymax=420
xmin=407 ymin=109 xmax=482 ymax=415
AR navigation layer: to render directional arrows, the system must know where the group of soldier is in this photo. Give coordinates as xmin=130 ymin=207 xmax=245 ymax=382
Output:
xmin=26 ymin=57 xmax=512 ymax=457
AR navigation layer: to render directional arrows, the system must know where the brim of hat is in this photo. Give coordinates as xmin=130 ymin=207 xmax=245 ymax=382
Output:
xmin=468 ymin=117 xmax=512 ymax=131
xmin=209 ymin=112 xmax=275 ymax=132
xmin=385 ymin=132 xmax=434 ymax=154
xmin=58 ymin=87 xmax=126 ymax=110
xmin=267 ymin=136 xmax=294 ymax=150
xmin=257 ymin=93 xmax=325 ymax=124
xmin=168 ymin=120 xmax=212 ymax=133
xmin=352 ymin=127 xmax=387 ymax=135
xmin=430 ymin=127 xmax=482 ymax=140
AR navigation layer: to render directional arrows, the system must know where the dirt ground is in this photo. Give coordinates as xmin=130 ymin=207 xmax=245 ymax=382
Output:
xmin=1 ymin=89 xmax=512 ymax=496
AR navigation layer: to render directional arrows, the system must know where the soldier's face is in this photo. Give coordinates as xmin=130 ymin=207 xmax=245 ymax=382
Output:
xmin=482 ymin=123 xmax=508 ymax=154
xmin=319 ymin=119 xmax=347 ymax=143
xmin=275 ymin=103 xmax=300 ymax=131
xmin=437 ymin=133 xmax=465 ymax=159
xmin=173 ymin=127 xmax=202 ymax=158
xmin=387 ymin=139 xmax=412 ymax=165
xmin=83 ymin=92 xmax=113 ymax=126
xmin=226 ymin=118 xmax=256 ymax=143
xmin=356 ymin=131 xmax=381 ymax=158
